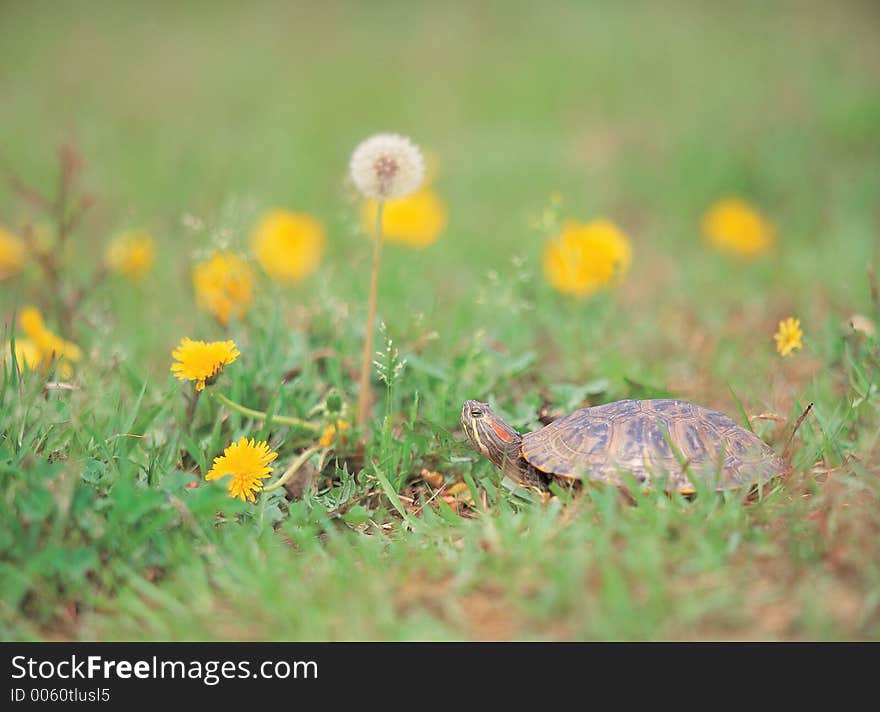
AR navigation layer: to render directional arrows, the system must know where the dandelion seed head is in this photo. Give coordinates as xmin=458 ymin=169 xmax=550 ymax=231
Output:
xmin=349 ymin=133 xmax=425 ymax=200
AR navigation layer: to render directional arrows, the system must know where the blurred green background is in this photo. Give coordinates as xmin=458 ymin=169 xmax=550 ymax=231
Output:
xmin=3 ymin=1 xmax=878 ymax=363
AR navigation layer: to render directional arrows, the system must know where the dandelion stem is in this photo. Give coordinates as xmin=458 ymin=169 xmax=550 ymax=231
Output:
xmin=356 ymin=199 xmax=385 ymax=433
xmin=263 ymin=445 xmax=322 ymax=493
xmin=212 ymin=391 xmax=320 ymax=433
xmin=185 ymin=387 xmax=201 ymax=423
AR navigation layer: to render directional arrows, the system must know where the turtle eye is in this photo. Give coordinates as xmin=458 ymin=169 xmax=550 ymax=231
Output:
xmin=470 ymin=408 xmax=484 ymax=418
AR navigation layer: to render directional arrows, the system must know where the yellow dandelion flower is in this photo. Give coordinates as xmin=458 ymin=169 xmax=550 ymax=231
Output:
xmin=250 ymin=210 xmax=325 ymax=285
xmin=170 ymin=337 xmax=240 ymax=391
xmin=18 ymin=306 xmax=45 ymax=339
xmin=3 ymin=338 xmax=42 ymax=372
xmin=702 ymin=197 xmax=776 ymax=258
xmin=542 ymin=219 xmax=633 ymax=298
xmin=360 ymin=188 xmax=448 ymax=249
xmin=205 ymin=436 xmax=279 ymax=502
xmin=104 ymin=229 xmax=156 ymax=280
xmin=774 ymin=317 xmax=803 ymax=357
xmin=17 ymin=306 xmax=82 ymax=374
xmin=0 ymin=226 xmax=27 ymax=280
xmin=318 ymin=419 xmax=351 ymax=448
xmin=192 ymin=251 xmax=254 ymax=326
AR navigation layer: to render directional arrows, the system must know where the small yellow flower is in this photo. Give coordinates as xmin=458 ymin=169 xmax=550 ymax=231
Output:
xmin=16 ymin=306 xmax=82 ymax=376
xmin=170 ymin=337 xmax=240 ymax=391
xmin=0 ymin=226 xmax=27 ymax=280
xmin=192 ymin=251 xmax=254 ymax=326
xmin=702 ymin=198 xmax=776 ymax=258
xmin=774 ymin=317 xmax=803 ymax=357
xmin=104 ymin=229 xmax=156 ymax=280
xmin=250 ymin=210 xmax=325 ymax=285
xmin=318 ymin=419 xmax=351 ymax=448
xmin=361 ymin=188 xmax=448 ymax=249
xmin=205 ymin=436 xmax=279 ymax=503
xmin=542 ymin=219 xmax=633 ymax=298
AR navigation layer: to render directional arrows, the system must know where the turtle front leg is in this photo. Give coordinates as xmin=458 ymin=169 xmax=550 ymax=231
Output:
xmin=502 ymin=456 xmax=552 ymax=490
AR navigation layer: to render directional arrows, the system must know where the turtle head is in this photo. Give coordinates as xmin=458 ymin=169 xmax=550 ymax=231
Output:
xmin=461 ymin=400 xmax=524 ymax=473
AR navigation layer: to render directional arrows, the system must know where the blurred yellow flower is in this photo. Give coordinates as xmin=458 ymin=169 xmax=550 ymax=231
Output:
xmin=318 ymin=419 xmax=350 ymax=447
xmin=192 ymin=251 xmax=254 ymax=325
xmin=542 ymin=219 xmax=633 ymax=298
xmin=205 ymin=436 xmax=278 ymax=503
xmin=250 ymin=210 xmax=325 ymax=285
xmin=104 ymin=229 xmax=156 ymax=280
xmin=3 ymin=338 xmax=41 ymax=373
xmin=361 ymin=188 xmax=448 ymax=248
xmin=0 ymin=226 xmax=27 ymax=280
xmin=170 ymin=337 xmax=239 ymax=391
xmin=702 ymin=198 xmax=776 ymax=258
xmin=774 ymin=317 xmax=803 ymax=357
xmin=15 ymin=306 xmax=82 ymax=377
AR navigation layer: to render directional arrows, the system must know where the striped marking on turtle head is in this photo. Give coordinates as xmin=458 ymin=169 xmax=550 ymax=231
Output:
xmin=460 ymin=400 xmax=524 ymax=472
xmin=490 ymin=421 xmax=516 ymax=443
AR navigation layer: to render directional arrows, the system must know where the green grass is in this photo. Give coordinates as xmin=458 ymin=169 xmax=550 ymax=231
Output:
xmin=2 ymin=0 xmax=880 ymax=641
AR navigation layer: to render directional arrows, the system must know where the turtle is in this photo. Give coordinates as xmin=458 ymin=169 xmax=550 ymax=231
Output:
xmin=460 ymin=398 xmax=789 ymax=495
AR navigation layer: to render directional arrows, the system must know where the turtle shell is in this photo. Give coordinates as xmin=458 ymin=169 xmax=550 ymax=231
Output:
xmin=520 ymin=399 xmax=787 ymax=493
